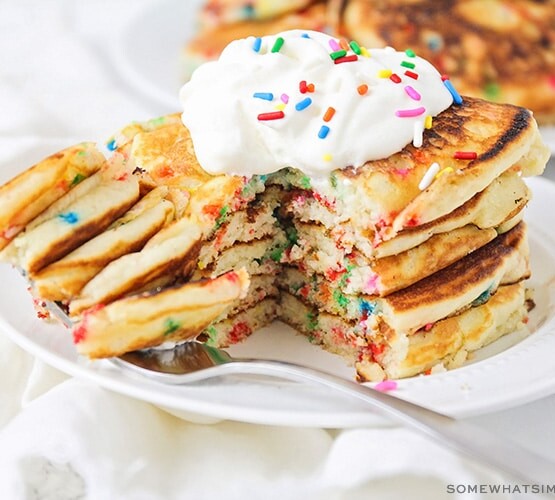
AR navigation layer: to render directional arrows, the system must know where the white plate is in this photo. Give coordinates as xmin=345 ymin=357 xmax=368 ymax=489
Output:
xmin=1 ymin=169 xmax=555 ymax=427
xmin=111 ymin=0 xmax=555 ymax=153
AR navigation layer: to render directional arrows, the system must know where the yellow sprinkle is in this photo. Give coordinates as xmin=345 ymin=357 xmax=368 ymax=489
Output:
xmin=275 ymin=103 xmax=286 ymax=111
xmin=435 ymin=167 xmax=454 ymax=179
xmin=197 ymin=261 xmax=206 ymax=270
xmin=360 ymin=46 xmax=370 ymax=57
xmin=424 ymin=115 xmax=433 ymax=129
xmin=323 ymin=153 xmax=333 ymax=162
xmin=378 ymin=69 xmax=392 ymax=78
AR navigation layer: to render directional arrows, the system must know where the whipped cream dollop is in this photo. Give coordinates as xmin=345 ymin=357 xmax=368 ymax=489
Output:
xmin=180 ymin=30 xmax=454 ymax=179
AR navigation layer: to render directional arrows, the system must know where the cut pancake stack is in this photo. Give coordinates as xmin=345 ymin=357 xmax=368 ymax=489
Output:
xmin=0 ymin=97 xmax=549 ymax=381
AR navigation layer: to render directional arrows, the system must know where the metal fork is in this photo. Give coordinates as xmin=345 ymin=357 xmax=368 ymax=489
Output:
xmin=112 ymin=341 xmax=555 ymax=489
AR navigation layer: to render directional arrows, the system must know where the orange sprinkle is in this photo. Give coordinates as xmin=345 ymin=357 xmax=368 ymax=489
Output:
xmin=357 ymin=84 xmax=368 ymax=95
xmin=307 ymin=83 xmax=315 ymax=92
xmin=323 ymin=107 xmax=336 ymax=122
xmin=339 ymin=38 xmax=349 ymax=51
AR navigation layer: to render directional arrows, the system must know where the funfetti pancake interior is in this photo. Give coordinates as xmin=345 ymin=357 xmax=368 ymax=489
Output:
xmin=0 ymin=30 xmax=549 ymax=382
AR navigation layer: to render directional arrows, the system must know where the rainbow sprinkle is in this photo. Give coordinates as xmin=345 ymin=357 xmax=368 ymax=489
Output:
xmin=404 ymin=85 xmax=421 ymax=101
xmin=328 ymin=39 xmax=341 ymax=51
xmin=357 ymin=84 xmax=368 ymax=95
xmin=318 ymin=125 xmax=330 ymax=139
xmin=378 ymin=69 xmax=392 ymax=78
xmin=424 ymin=115 xmax=433 ymax=129
xmin=405 ymin=48 xmax=416 ymax=58
xmin=443 ymin=79 xmax=463 ymax=104
xmin=395 ymin=106 xmax=425 ymax=117
xmin=280 ymin=93 xmax=289 ymax=103
xmin=253 ymin=92 xmax=274 ymax=101
xmin=374 ymin=380 xmax=398 ymax=392
xmin=252 ymin=37 xmax=262 ymax=52
xmin=258 ymin=111 xmax=285 ymax=121
xmin=389 ymin=73 xmax=402 ymax=83
xmin=418 ymin=162 xmax=440 ymax=190
xmin=271 ymin=37 xmax=284 ymax=53
xmin=404 ymin=70 xmax=419 ymax=80
xmin=323 ymin=107 xmax=336 ymax=122
xmin=349 ymin=40 xmax=362 ymax=55
xmin=58 ymin=212 xmax=79 ymax=224
xmin=295 ymin=97 xmax=312 ymax=111
xmin=413 ymin=120 xmax=424 ymax=147
xmin=436 ymin=167 xmax=454 ymax=178
xmin=454 ymin=151 xmax=477 ymax=160
xmin=401 ymin=60 xmax=416 ymax=69
xmin=330 ymin=49 xmax=347 ymax=60
xmin=334 ymin=54 xmax=358 ymax=64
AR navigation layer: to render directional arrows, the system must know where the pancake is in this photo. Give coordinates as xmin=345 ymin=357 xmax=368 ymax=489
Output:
xmin=341 ymin=0 xmax=555 ymax=123
xmin=357 ymin=282 xmax=528 ymax=381
xmin=32 ymin=187 xmax=176 ymax=301
xmin=181 ymin=3 xmax=329 ymax=79
xmin=11 ymin=161 xmax=140 ymax=274
xmin=0 ymin=142 xmax=104 ymax=251
xmin=74 ymin=268 xmax=249 ymax=358
xmin=197 ymin=0 xmax=317 ymax=27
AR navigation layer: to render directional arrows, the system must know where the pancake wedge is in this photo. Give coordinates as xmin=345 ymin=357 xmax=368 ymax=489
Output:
xmin=74 ymin=268 xmax=249 ymax=358
xmin=0 ymin=143 xmax=104 ymax=250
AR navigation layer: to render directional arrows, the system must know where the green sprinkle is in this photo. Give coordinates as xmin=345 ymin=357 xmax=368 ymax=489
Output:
xmin=214 ymin=205 xmax=229 ymax=229
xmin=484 ymin=82 xmax=500 ymax=100
xmin=205 ymin=325 xmax=218 ymax=344
xmin=163 ymin=318 xmax=181 ymax=336
xmin=401 ymin=60 xmax=415 ymax=69
xmin=330 ymin=49 xmax=347 ymax=60
xmin=148 ymin=116 xmax=166 ymax=127
xmin=70 ymin=173 xmax=86 ymax=187
xmin=307 ymin=311 xmax=318 ymax=331
xmin=333 ymin=289 xmax=349 ymax=309
xmin=271 ymin=37 xmax=284 ymax=53
xmin=349 ymin=40 xmax=362 ymax=55
xmin=270 ymin=246 xmax=284 ymax=263
xmin=330 ymin=173 xmax=338 ymax=189
xmin=405 ymin=48 xmax=416 ymax=58
xmin=285 ymin=226 xmax=298 ymax=244
xmin=299 ymin=175 xmax=311 ymax=189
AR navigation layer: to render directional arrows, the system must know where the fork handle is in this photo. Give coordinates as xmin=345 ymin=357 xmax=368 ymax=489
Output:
xmin=212 ymin=359 xmax=555 ymax=489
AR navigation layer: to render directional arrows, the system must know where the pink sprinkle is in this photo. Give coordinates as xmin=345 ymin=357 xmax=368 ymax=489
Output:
xmin=404 ymin=85 xmax=421 ymax=101
xmin=395 ymin=167 xmax=410 ymax=178
xmin=374 ymin=380 xmax=398 ymax=392
xmin=395 ymin=107 xmax=425 ymax=117
xmin=363 ymin=274 xmax=379 ymax=294
xmin=329 ymin=39 xmax=341 ymax=51
xmin=281 ymin=93 xmax=289 ymax=103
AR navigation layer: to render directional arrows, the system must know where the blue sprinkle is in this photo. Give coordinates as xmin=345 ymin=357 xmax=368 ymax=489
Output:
xmin=58 ymin=212 xmax=79 ymax=224
xmin=106 ymin=138 xmax=117 ymax=151
xmin=301 ymin=33 xmax=311 ymax=39
xmin=318 ymin=125 xmax=330 ymax=139
xmin=443 ymin=79 xmax=463 ymax=105
xmin=252 ymin=37 xmax=262 ymax=52
xmin=253 ymin=92 xmax=274 ymax=101
xmin=295 ymin=97 xmax=312 ymax=111
xmin=242 ymin=4 xmax=255 ymax=18
xmin=359 ymin=299 xmax=377 ymax=315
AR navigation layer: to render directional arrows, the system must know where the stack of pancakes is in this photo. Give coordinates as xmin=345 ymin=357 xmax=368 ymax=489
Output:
xmin=0 ymin=97 xmax=548 ymax=380
xmin=182 ymin=0 xmax=555 ymax=123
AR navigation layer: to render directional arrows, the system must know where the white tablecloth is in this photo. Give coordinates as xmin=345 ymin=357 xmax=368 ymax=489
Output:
xmin=1 ymin=2 xmax=554 ymax=498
